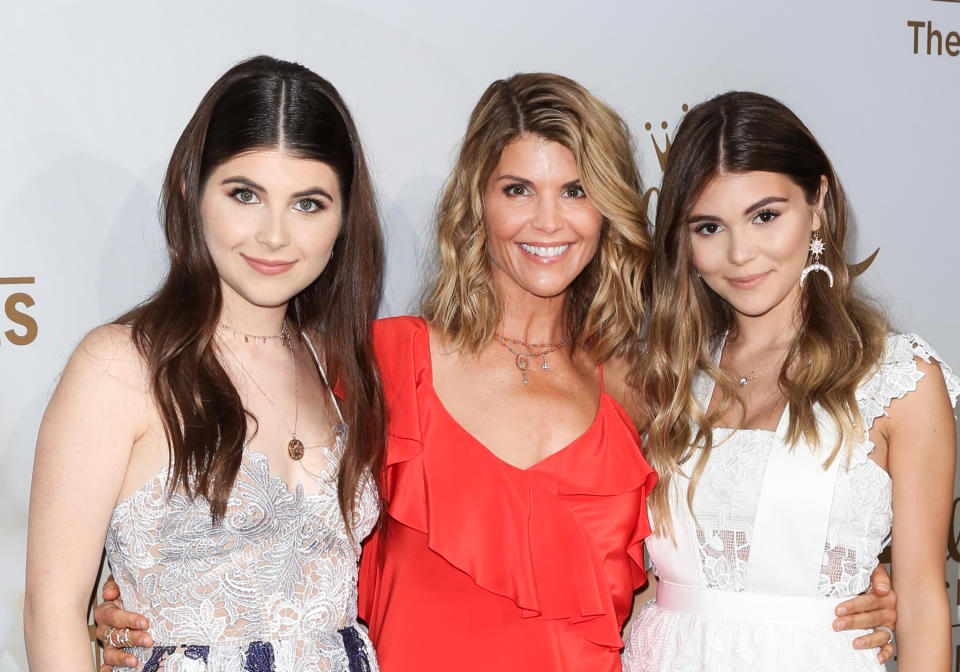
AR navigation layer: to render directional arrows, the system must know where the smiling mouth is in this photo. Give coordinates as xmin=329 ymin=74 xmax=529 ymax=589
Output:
xmin=242 ymin=255 xmax=296 ymax=275
xmin=518 ymin=243 xmax=571 ymax=258
xmin=727 ymin=271 xmax=770 ymax=287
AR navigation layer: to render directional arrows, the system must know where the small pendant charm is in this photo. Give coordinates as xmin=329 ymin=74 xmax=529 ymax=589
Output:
xmin=287 ymin=437 xmax=304 ymax=460
xmin=515 ymin=354 xmax=529 ymax=385
xmin=541 ymin=355 xmax=550 ymax=372
xmin=739 ymin=377 xmax=749 ymax=386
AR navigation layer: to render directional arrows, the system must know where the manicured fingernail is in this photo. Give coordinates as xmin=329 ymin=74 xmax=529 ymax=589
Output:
xmin=877 ymin=584 xmax=889 ymax=592
xmin=137 ymin=619 xmax=147 ymax=629
xmin=836 ymin=607 xmax=848 ymax=616
xmin=836 ymin=619 xmax=846 ymax=630
xmin=853 ymin=640 xmax=862 ymax=649
xmin=138 ymin=635 xmax=150 ymax=646
xmin=127 ymin=657 xmax=137 ymax=667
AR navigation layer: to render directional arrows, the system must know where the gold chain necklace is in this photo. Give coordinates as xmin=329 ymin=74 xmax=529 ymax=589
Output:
xmin=218 ymin=337 xmax=305 ymax=460
xmin=726 ymin=351 xmax=789 ymax=386
xmin=494 ymin=332 xmax=569 ymax=385
xmin=217 ymin=319 xmax=290 ymax=346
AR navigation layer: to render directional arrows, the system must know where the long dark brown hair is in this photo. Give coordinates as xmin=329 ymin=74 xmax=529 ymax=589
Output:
xmin=118 ymin=55 xmax=386 ymax=533
xmin=633 ymin=91 xmax=887 ymax=535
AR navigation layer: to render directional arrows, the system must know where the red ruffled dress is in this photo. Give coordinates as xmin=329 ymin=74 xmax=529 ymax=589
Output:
xmin=359 ymin=316 xmax=658 ymax=671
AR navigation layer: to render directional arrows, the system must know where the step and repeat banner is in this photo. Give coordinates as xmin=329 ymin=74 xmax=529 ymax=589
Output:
xmin=1 ymin=1 xmax=958 ymax=669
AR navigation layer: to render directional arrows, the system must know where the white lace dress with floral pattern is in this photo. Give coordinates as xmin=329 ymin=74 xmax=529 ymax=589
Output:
xmin=622 ymin=333 xmax=959 ymax=672
xmin=104 ymin=344 xmax=379 ymax=672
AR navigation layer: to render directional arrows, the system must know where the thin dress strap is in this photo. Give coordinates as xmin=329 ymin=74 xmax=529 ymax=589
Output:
xmin=301 ymin=333 xmax=346 ymax=425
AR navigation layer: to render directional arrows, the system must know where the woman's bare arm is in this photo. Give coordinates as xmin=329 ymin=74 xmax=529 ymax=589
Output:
xmin=886 ymin=357 xmax=955 ymax=670
xmin=24 ymin=326 xmax=146 ymax=671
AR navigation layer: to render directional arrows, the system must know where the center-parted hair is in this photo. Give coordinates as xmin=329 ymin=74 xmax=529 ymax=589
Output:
xmin=421 ymin=73 xmax=651 ymax=361
xmin=632 ymin=91 xmax=887 ymax=535
xmin=118 ymin=56 xmax=386 ymax=533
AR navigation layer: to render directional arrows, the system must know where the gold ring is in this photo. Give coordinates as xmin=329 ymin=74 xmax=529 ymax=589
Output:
xmin=118 ymin=627 xmax=132 ymax=648
xmin=102 ymin=625 xmax=117 ymax=647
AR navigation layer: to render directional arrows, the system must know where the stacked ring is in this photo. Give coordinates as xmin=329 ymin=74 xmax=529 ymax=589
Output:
xmin=876 ymin=624 xmax=894 ymax=645
xmin=102 ymin=625 xmax=117 ymax=647
xmin=118 ymin=627 xmax=132 ymax=647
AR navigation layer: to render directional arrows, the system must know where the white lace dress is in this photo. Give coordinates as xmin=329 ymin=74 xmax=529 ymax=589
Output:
xmin=622 ymin=333 xmax=959 ymax=672
xmin=104 ymin=340 xmax=380 ymax=672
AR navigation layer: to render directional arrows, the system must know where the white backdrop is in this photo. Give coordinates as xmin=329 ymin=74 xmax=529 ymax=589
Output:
xmin=2 ymin=1 xmax=958 ymax=669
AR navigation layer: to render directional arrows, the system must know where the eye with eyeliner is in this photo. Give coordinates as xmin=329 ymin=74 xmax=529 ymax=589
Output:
xmin=561 ymin=184 xmax=586 ymax=199
xmin=752 ymin=208 xmax=780 ymax=225
xmin=692 ymin=221 xmax=723 ymax=236
xmin=501 ymin=182 xmax=531 ymax=197
xmin=229 ymin=186 xmax=260 ymax=204
xmin=293 ymin=197 xmax=326 ymax=213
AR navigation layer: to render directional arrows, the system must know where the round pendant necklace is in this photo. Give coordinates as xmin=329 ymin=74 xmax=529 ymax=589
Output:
xmin=219 ymin=334 xmax=304 ymax=460
xmin=494 ymin=332 xmax=569 ymax=385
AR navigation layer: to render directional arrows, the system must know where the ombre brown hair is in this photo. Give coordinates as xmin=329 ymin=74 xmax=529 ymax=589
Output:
xmin=117 ymin=56 xmax=386 ymax=533
xmin=633 ymin=91 xmax=887 ymax=535
xmin=421 ymin=73 xmax=651 ymax=361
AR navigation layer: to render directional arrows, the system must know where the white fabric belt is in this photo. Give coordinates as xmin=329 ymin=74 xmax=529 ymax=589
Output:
xmin=656 ymin=580 xmax=848 ymax=626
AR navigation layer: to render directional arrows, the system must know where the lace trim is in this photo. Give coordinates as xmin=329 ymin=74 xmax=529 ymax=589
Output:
xmin=849 ymin=332 xmax=960 ymax=469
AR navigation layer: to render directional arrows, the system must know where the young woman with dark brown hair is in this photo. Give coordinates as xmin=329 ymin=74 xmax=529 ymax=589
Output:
xmin=24 ymin=55 xmax=386 ymax=671
xmin=622 ymin=91 xmax=958 ymax=671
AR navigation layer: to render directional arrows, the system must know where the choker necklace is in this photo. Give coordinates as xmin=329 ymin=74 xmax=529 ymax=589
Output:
xmin=219 ymin=336 xmax=305 ymax=460
xmin=494 ymin=332 xmax=569 ymax=385
xmin=218 ymin=319 xmax=290 ymax=346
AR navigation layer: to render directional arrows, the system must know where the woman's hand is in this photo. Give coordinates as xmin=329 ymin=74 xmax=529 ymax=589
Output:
xmin=94 ymin=575 xmax=152 ymax=671
xmin=834 ymin=564 xmax=897 ymax=663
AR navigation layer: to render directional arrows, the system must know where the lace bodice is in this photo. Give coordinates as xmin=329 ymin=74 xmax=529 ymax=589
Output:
xmin=622 ymin=333 xmax=959 ymax=672
xmin=656 ymin=332 xmax=960 ymax=597
xmin=103 ymin=340 xmax=380 ymax=671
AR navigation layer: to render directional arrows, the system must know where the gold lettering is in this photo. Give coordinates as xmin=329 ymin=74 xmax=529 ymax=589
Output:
xmin=909 ymin=20 xmax=926 ymax=53
xmin=949 ymin=497 xmax=960 ymax=562
xmin=928 ymin=20 xmax=944 ymax=55
xmin=947 ymin=31 xmax=960 ymax=57
xmin=4 ymin=292 xmax=37 ymax=345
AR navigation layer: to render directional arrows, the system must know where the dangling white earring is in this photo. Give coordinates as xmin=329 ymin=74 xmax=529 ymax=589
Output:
xmin=799 ymin=232 xmax=834 ymax=287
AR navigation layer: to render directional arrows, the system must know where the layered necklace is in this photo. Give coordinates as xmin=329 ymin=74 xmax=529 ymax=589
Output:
xmin=494 ymin=332 xmax=569 ymax=385
xmin=217 ymin=320 xmax=305 ymax=460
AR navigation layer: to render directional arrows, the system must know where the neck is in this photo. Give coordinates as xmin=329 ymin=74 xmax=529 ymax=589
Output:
xmin=730 ymin=286 xmax=801 ymax=350
xmin=496 ymin=283 xmax=568 ymax=345
xmin=218 ymin=287 xmax=289 ymax=338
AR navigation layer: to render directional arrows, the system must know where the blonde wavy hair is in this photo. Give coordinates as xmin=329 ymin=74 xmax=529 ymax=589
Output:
xmin=631 ymin=91 xmax=888 ymax=536
xmin=421 ymin=73 xmax=651 ymax=362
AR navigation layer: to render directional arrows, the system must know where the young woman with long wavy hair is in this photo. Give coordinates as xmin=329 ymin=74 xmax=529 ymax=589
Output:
xmin=25 ymin=55 xmax=386 ymax=671
xmin=622 ymin=91 xmax=958 ymax=671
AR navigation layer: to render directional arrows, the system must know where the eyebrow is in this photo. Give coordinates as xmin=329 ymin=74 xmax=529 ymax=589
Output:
xmin=221 ymin=177 xmax=334 ymax=202
xmin=686 ymin=195 xmax=789 ymax=224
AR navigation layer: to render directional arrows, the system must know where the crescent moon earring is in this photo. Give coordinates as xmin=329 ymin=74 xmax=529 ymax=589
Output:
xmin=799 ymin=232 xmax=834 ymax=287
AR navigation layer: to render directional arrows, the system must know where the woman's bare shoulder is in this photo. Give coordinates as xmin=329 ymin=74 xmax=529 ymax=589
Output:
xmin=602 ymin=354 xmax=650 ymax=429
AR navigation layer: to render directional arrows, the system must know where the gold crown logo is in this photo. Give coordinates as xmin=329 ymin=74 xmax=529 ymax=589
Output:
xmin=641 ymin=103 xmax=688 ymax=218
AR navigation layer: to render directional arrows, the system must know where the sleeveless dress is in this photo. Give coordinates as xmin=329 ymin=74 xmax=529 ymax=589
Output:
xmin=104 ymin=336 xmax=380 ymax=672
xmin=358 ymin=316 xmax=658 ymax=672
xmin=622 ymin=332 xmax=960 ymax=672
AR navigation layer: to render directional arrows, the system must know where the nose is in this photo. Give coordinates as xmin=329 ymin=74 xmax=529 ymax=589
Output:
xmin=255 ymin=206 xmax=291 ymax=250
xmin=531 ymin=195 xmax=564 ymax=235
xmin=727 ymin=226 xmax=757 ymax=266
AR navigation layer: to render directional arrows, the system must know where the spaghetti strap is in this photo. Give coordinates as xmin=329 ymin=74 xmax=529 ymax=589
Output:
xmin=302 ymin=333 xmax=346 ymax=425
xmin=598 ymin=361 xmax=605 ymax=394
